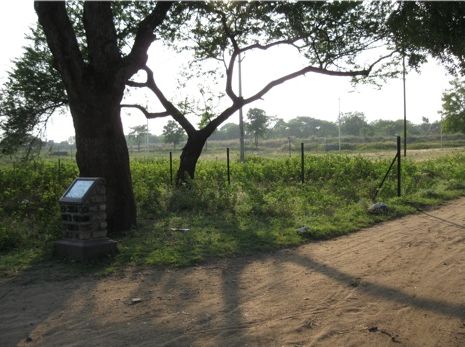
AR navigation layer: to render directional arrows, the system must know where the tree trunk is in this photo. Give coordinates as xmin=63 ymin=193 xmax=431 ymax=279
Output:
xmin=69 ymin=81 xmax=136 ymax=234
xmin=34 ymin=1 xmax=173 ymax=234
xmin=176 ymin=132 xmax=207 ymax=183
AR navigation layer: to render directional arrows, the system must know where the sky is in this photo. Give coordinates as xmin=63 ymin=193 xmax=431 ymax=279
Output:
xmin=0 ymin=1 xmax=454 ymax=142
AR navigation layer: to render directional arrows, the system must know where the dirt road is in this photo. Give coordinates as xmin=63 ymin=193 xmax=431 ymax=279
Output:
xmin=2 ymin=197 xmax=465 ymax=347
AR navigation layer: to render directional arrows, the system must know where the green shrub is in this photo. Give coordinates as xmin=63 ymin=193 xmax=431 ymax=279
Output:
xmin=2 ymin=153 xmax=465 ymax=271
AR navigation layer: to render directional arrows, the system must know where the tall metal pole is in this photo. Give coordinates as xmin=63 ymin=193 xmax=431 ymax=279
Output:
xmin=238 ymin=53 xmax=245 ymax=162
xmin=397 ymin=136 xmax=401 ymax=197
xmin=338 ymin=97 xmax=341 ymax=152
xmin=403 ymin=54 xmax=407 ymax=157
xmin=169 ymin=151 xmax=173 ymax=186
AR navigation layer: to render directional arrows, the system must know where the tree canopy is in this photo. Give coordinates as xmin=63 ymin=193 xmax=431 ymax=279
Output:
xmin=4 ymin=2 xmax=465 ymax=158
xmin=246 ymin=108 xmax=270 ymax=147
xmin=163 ymin=120 xmax=185 ymax=149
xmin=340 ymin=112 xmax=370 ymax=137
xmin=24 ymin=1 xmax=174 ymax=232
xmin=128 ymin=124 xmax=149 ymax=151
xmin=4 ymin=1 xmax=463 ymax=229
xmin=122 ymin=1 xmax=401 ymax=180
xmin=388 ymin=1 xmax=465 ymax=74
xmin=440 ymin=78 xmax=465 ymax=133
xmin=0 ymin=1 xmax=166 ymax=153
xmin=0 ymin=26 xmax=67 ymax=155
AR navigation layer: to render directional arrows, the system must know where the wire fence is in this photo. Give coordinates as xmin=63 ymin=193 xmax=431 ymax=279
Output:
xmin=7 ymin=133 xmax=464 ymax=204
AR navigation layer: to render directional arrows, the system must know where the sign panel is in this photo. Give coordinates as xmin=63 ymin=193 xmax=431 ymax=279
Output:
xmin=60 ymin=177 xmax=101 ymax=203
xmin=65 ymin=180 xmax=94 ymax=199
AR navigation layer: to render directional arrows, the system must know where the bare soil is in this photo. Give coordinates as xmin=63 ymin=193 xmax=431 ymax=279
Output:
xmin=2 ymin=197 xmax=465 ymax=347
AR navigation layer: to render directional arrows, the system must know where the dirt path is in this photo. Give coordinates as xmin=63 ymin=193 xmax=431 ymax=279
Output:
xmin=2 ymin=198 xmax=465 ymax=347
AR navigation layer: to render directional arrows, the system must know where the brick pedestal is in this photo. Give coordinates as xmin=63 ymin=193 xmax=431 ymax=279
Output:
xmin=54 ymin=178 xmax=117 ymax=261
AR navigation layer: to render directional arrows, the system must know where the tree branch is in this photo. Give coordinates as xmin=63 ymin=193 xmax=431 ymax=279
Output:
xmin=224 ymin=38 xmax=306 ymax=101
xmin=365 ymin=50 xmax=400 ymax=73
xmin=203 ymin=103 xmax=241 ymax=137
xmin=205 ymin=53 xmax=396 ymax=136
xmin=239 ymin=38 xmax=302 ymax=55
xmin=34 ymin=1 xmax=85 ymax=91
xmin=122 ymin=2 xmax=174 ymax=79
xmin=120 ymin=104 xmax=170 ymax=119
xmin=142 ymin=66 xmax=196 ymax=135
xmin=225 ymin=50 xmax=239 ymax=101
xmin=126 ymin=80 xmax=147 ymax=88
xmin=243 ymin=65 xmax=370 ymax=105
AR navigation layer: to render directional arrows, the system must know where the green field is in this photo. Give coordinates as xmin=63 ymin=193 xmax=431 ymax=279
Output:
xmin=1 ymin=148 xmax=465 ymax=276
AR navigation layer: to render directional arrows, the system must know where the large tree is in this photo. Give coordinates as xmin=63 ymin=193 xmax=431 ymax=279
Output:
xmin=286 ymin=117 xmax=338 ymax=138
xmin=2 ymin=1 xmax=405 ymax=223
xmin=246 ymin=108 xmax=270 ymax=148
xmin=163 ymin=120 xmax=185 ymax=149
xmin=340 ymin=112 xmax=370 ymax=137
xmin=128 ymin=124 xmax=149 ymax=152
xmin=440 ymin=78 xmax=465 ymax=133
xmin=125 ymin=1 xmax=398 ymax=182
xmin=32 ymin=1 xmax=173 ymax=233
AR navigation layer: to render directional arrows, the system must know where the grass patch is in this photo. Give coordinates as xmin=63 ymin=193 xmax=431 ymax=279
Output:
xmin=1 ymin=152 xmax=465 ymax=275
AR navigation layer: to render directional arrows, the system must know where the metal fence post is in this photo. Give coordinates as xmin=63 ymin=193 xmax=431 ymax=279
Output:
xmin=57 ymin=159 xmax=61 ymax=182
xmin=227 ymin=147 xmax=231 ymax=185
xmin=169 ymin=151 xmax=173 ymax=185
xmin=301 ymin=142 xmax=304 ymax=184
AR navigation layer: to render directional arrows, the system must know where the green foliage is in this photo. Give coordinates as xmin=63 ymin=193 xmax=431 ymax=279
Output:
xmin=162 ymin=120 xmax=185 ymax=149
xmin=388 ymin=2 xmax=465 ymax=74
xmin=2 ymin=152 xmax=465 ymax=274
xmin=0 ymin=1 xmax=158 ymax=155
xmin=285 ymin=117 xmax=338 ymax=138
xmin=340 ymin=112 xmax=370 ymax=137
xmin=165 ymin=2 xmax=393 ymax=67
xmin=0 ymin=160 xmax=77 ymax=254
xmin=122 ymin=153 xmax=465 ymax=267
xmin=0 ymin=25 xmax=67 ymax=155
xmin=128 ymin=124 xmax=149 ymax=151
xmin=246 ymin=108 xmax=271 ymax=147
xmin=441 ymin=78 xmax=465 ymax=134
xmin=210 ymin=122 xmax=240 ymax=141
xmin=211 ymin=116 xmax=442 ymax=142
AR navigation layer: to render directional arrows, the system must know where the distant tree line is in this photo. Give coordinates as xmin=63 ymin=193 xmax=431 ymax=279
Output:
xmin=7 ymin=110 xmax=456 ymax=156
xmin=209 ymin=108 xmax=447 ymax=142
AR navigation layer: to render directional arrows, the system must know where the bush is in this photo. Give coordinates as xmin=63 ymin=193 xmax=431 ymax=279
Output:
xmin=2 ymin=153 xmax=465 ymax=270
xmin=0 ymin=160 xmax=77 ymax=252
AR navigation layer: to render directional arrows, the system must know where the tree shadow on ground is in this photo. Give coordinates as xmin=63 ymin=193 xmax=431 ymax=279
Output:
xmin=288 ymin=253 xmax=465 ymax=320
xmin=2 ymin=217 xmax=465 ymax=346
xmin=0 ymin=259 xmax=104 ymax=346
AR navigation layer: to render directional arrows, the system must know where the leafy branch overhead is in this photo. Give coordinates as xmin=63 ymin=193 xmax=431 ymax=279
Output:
xmin=388 ymin=1 xmax=465 ymax=74
xmin=125 ymin=2 xmax=399 ymax=137
xmin=0 ymin=1 xmax=171 ymax=154
xmin=0 ymin=25 xmax=67 ymax=154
